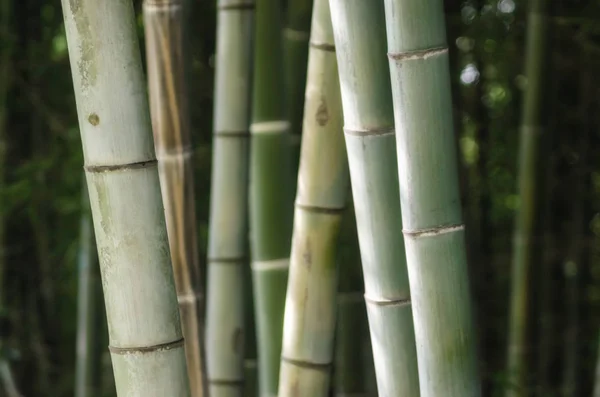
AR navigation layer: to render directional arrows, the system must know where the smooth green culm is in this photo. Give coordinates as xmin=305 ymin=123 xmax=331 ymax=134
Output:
xmin=506 ymin=0 xmax=551 ymax=395
xmin=283 ymin=0 xmax=313 ymax=185
xmin=328 ymin=0 xmax=420 ymax=395
xmin=75 ymin=180 xmax=102 ymax=397
xmin=277 ymin=0 xmax=346 ymax=394
xmin=60 ymin=1 xmax=190 ymax=395
xmin=383 ymin=0 xmax=480 ymax=396
xmin=250 ymin=0 xmax=293 ymax=392
xmin=206 ymin=0 xmax=254 ymax=396
xmin=335 ymin=201 xmax=377 ymax=397
xmin=144 ymin=0 xmax=207 ymax=394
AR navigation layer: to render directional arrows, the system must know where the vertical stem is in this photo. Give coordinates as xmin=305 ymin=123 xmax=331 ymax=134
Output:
xmin=250 ymin=0 xmax=293 ymax=392
xmin=60 ymin=0 xmax=190 ymax=394
xmin=506 ymin=0 xmax=551 ymax=395
xmin=283 ymin=0 xmax=312 ymax=190
xmin=75 ymin=180 xmax=102 ymax=397
xmin=206 ymin=0 xmax=254 ymax=396
xmin=143 ymin=1 xmax=207 ymax=395
xmin=383 ymin=0 xmax=481 ymax=396
xmin=277 ymin=0 xmax=346 ymax=394
xmin=329 ymin=1 xmax=420 ymax=396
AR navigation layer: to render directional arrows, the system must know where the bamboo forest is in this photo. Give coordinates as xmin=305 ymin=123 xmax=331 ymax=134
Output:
xmin=1 ymin=0 xmax=600 ymax=396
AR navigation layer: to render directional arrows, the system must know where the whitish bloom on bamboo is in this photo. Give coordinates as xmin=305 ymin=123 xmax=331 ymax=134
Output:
xmin=61 ymin=0 xmax=190 ymax=395
xmin=383 ymin=0 xmax=481 ymax=396
xmin=328 ymin=0 xmax=420 ymax=396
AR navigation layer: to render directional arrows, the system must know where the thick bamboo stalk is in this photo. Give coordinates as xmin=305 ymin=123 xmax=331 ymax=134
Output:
xmin=143 ymin=1 xmax=206 ymax=395
xmin=383 ymin=1 xmax=480 ymax=396
xmin=60 ymin=1 xmax=190 ymax=395
xmin=328 ymin=1 xmax=420 ymax=396
xmin=506 ymin=0 xmax=551 ymax=395
xmin=277 ymin=0 xmax=346 ymax=394
xmin=250 ymin=0 xmax=293 ymax=393
xmin=283 ymin=0 xmax=312 ymax=183
xmin=75 ymin=181 xmax=102 ymax=397
xmin=206 ymin=1 xmax=254 ymax=396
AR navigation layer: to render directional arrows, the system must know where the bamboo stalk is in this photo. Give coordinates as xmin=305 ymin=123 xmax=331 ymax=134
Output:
xmin=143 ymin=1 xmax=207 ymax=395
xmin=75 ymin=180 xmax=102 ymax=397
xmin=506 ymin=0 xmax=551 ymax=395
xmin=594 ymin=330 xmax=600 ymax=397
xmin=277 ymin=0 xmax=346 ymax=394
xmin=383 ymin=0 xmax=481 ymax=396
xmin=328 ymin=1 xmax=420 ymax=395
xmin=206 ymin=0 xmax=254 ymax=396
xmin=283 ymin=0 xmax=313 ymax=186
xmin=60 ymin=0 xmax=190 ymax=395
xmin=250 ymin=0 xmax=293 ymax=392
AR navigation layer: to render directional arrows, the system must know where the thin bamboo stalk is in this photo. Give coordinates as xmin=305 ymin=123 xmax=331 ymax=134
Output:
xmin=335 ymin=206 xmax=377 ymax=397
xmin=250 ymin=0 xmax=293 ymax=393
xmin=277 ymin=0 xmax=346 ymax=394
xmin=143 ymin=1 xmax=206 ymax=395
xmin=206 ymin=0 xmax=254 ymax=396
xmin=283 ymin=0 xmax=313 ymax=184
xmin=383 ymin=0 xmax=481 ymax=396
xmin=60 ymin=0 xmax=190 ymax=395
xmin=75 ymin=180 xmax=102 ymax=397
xmin=594 ymin=330 xmax=600 ymax=397
xmin=0 ymin=360 xmax=20 ymax=397
xmin=328 ymin=1 xmax=420 ymax=395
xmin=506 ymin=0 xmax=551 ymax=395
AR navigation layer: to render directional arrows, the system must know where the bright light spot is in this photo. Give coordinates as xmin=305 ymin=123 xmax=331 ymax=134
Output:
xmin=461 ymin=64 xmax=480 ymax=85
xmin=498 ymin=0 xmax=515 ymax=14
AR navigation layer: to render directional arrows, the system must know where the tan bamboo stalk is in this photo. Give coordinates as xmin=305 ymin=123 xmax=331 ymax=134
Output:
xmin=143 ymin=1 xmax=207 ymax=395
xmin=60 ymin=0 xmax=190 ymax=395
xmin=277 ymin=0 xmax=346 ymax=394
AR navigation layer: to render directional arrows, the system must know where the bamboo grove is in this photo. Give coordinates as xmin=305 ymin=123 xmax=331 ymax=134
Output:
xmin=0 ymin=0 xmax=596 ymax=396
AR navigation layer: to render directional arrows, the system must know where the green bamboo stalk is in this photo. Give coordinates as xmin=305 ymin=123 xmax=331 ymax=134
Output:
xmin=143 ymin=1 xmax=207 ymax=395
xmin=505 ymin=0 xmax=551 ymax=395
xmin=335 ymin=202 xmax=377 ymax=397
xmin=283 ymin=0 xmax=312 ymax=183
xmin=277 ymin=0 xmax=345 ymax=394
xmin=60 ymin=1 xmax=190 ymax=395
xmin=383 ymin=0 xmax=480 ymax=396
xmin=328 ymin=1 xmax=420 ymax=395
xmin=75 ymin=180 xmax=102 ymax=397
xmin=250 ymin=0 xmax=293 ymax=392
xmin=206 ymin=1 xmax=254 ymax=396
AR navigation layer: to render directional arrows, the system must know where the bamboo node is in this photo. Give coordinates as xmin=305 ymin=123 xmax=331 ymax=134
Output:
xmin=250 ymin=120 xmax=290 ymax=135
xmin=108 ymin=337 xmax=184 ymax=355
xmin=207 ymin=378 xmax=244 ymax=386
xmin=364 ymin=294 xmax=411 ymax=307
xmin=84 ymin=159 xmax=158 ymax=173
xmin=343 ymin=126 xmax=395 ymax=137
xmin=143 ymin=1 xmax=183 ymax=11
xmin=309 ymin=41 xmax=336 ymax=52
xmin=295 ymin=203 xmax=345 ymax=215
xmin=251 ymin=258 xmax=289 ymax=272
xmin=214 ymin=130 xmax=249 ymax=138
xmin=281 ymin=355 xmax=332 ymax=372
xmin=388 ymin=46 xmax=449 ymax=62
xmin=177 ymin=292 xmax=203 ymax=304
xmin=403 ymin=223 xmax=465 ymax=239
xmin=156 ymin=148 xmax=194 ymax=161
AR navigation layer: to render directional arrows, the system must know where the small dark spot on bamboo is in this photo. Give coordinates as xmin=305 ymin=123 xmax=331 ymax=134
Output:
xmin=302 ymin=240 xmax=312 ymax=268
xmin=88 ymin=113 xmax=100 ymax=126
xmin=316 ymin=97 xmax=328 ymax=126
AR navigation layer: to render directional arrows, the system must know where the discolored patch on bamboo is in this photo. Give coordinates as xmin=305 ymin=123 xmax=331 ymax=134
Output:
xmin=315 ymin=96 xmax=328 ymax=126
xmin=232 ymin=327 xmax=243 ymax=354
xmin=69 ymin=0 xmax=97 ymax=90
xmin=88 ymin=113 xmax=100 ymax=126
